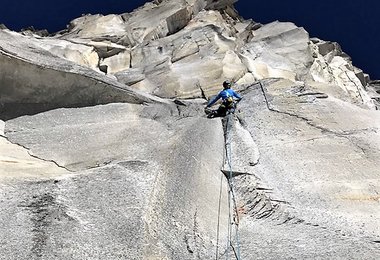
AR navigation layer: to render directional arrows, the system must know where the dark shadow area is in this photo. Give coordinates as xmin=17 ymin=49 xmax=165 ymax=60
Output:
xmin=0 ymin=102 xmax=98 ymax=121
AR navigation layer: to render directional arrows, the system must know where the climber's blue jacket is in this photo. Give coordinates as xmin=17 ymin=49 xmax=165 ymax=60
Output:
xmin=206 ymin=89 xmax=242 ymax=107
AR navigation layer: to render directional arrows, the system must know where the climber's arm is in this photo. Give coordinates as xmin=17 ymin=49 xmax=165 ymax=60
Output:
xmin=206 ymin=93 xmax=221 ymax=107
xmin=233 ymin=90 xmax=242 ymax=101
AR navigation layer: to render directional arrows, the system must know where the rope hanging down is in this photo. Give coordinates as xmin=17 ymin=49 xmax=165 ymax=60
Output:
xmin=215 ymin=112 xmax=242 ymax=260
xmin=215 ymin=166 xmax=224 ymax=259
xmin=225 ymin=113 xmax=242 ymax=260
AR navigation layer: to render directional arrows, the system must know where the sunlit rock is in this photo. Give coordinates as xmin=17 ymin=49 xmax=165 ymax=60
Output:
xmin=308 ymin=37 xmax=374 ymax=108
xmin=241 ymin=21 xmax=313 ymax=81
xmin=0 ymin=0 xmax=379 ymax=259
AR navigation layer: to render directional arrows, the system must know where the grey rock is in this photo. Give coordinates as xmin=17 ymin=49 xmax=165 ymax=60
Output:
xmin=234 ymin=79 xmax=380 ymax=258
xmin=0 ymin=119 xmax=3 ymax=136
xmin=1 ymin=0 xmax=379 ymax=259
xmin=317 ymin=40 xmax=342 ymax=56
xmin=20 ymin=26 xmax=49 ymax=37
xmin=2 ymin=103 xmax=230 ymax=259
xmin=241 ymin=21 xmax=313 ymax=81
xmin=114 ymin=68 xmax=146 ymax=85
xmin=0 ymin=30 xmax=166 ymax=119
xmin=368 ymin=80 xmax=380 ymax=109
xmin=308 ymin=38 xmax=374 ymax=108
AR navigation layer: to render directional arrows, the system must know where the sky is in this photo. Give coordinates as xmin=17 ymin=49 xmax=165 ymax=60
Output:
xmin=0 ymin=0 xmax=378 ymax=79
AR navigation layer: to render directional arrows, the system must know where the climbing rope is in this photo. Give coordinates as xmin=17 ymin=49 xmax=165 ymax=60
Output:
xmin=215 ymin=111 xmax=242 ymax=260
xmin=215 ymin=169 xmax=224 ymax=259
xmin=225 ymin=112 xmax=242 ymax=260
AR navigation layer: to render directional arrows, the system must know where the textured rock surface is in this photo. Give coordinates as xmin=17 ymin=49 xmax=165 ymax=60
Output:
xmin=369 ymin=80 xmax=380 ymax=109
xmin=2 ymin=103 xmax=230 ymax=259
xmin=1 ymin=0 xmax=374 ymax=109
xmin=0 ymin=30 xmax=165 ymax=119
xmin=0 ymin=119 xmax=4 ymax=136
xmin=234 ymin=79 xmax=380 ymax=259
xmin=240 ymin=21 xmax=313 ymax=81
xmin=0 ymin=0 xmax=379 ymax=259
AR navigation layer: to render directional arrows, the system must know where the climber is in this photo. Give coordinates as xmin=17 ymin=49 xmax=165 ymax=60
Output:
xmin=204 ymin=80 xmax=242 ymax=118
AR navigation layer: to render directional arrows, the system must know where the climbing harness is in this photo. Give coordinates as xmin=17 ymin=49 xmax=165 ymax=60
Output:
xmin=224 ymin=96 xmax=235 ymax=108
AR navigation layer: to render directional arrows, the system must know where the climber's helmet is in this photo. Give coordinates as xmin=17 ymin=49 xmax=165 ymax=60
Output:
xmin=223 ymin=80 xmax=232 ymax=89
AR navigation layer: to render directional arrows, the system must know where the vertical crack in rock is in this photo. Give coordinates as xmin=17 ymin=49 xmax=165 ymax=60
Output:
xmin=220 ymin=114 xmax=241 ymax=257
xmin=344 ymin=70 xmax=364 ymax=102
xmin=184 ymin=209 xmax=202 ymax=258
xmin=198 ymin=83 xmax=207 ymax=100
xmin=223 ymin=89 xmax=311 ymax=227
xmin=243 ymin=80 xmax=380 ymax=242
xmin=173 ymin=99 xmax=187 ymax=119
xmin=129 ymin=48 xmax=133 ymax=68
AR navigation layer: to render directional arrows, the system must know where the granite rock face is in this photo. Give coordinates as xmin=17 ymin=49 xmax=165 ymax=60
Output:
xmin=0 ymin=0 xmax=379 ymax=259
xmin=1 ymin=0 xmax=375 ymax=110
xmin=0 ymin=30 xmax=166 ymax=119
xmin=2 ymin=103 xmax=230 ymax=259
xmin=235 ymin=79 xmax=380 ymax=259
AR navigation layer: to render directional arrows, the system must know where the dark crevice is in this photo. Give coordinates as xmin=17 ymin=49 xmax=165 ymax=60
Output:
xmin=64 ymin=39 xmax=125 ymax=59
xmin=173 ymin=99 xmax=187 ymax=106
xmin=221 ymin=169 xmax=253 ymax=178
xmin=198 ymin=84 xmax=207 ymax=100
xmin=175 ymin=104 xmax=182 ymax=117
xmin=297 ymin=92 xmax=328 ymax=99
xmin=344 ymin=70 xmax=364 ymax=103
xmin=184 ymin=209 xmax=202 ymax=257
xmin=256 ymin=187 xmax=273 ymax=191
xmin=171 ymin=50 xmax=198 ymax=63
xmin=270 ymin=199 xmax=290 ymax=204
xmin=129 ymin=49 xmax=133 ymax=68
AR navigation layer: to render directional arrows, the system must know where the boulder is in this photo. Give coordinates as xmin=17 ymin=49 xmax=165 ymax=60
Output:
xmin=121 ymin=10 xmax=246 ymax=98
xmin=63 ymin=14 xmax=127 ymax=43
xmin=240 ymin=21 xmax=313 ymax=81
xmin=0 ymin=30 xmax=165 ymax=119
xmin=308 ymin=39 xmax=375 ymax=108
xmin=100 ymin=50 xmax=131 ymax=74
xmin=38 ymin=37 xmax=100 ymax=70
xmin=60 ymin=0 xmax=200 ymax=46
xmin=20 ymin=26 xmax=49 ymax=37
